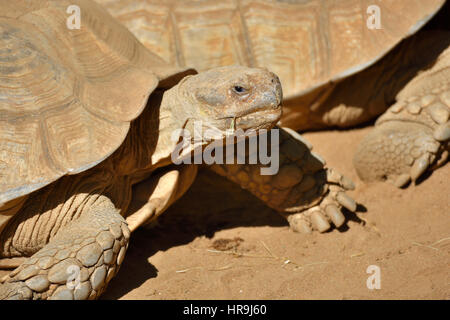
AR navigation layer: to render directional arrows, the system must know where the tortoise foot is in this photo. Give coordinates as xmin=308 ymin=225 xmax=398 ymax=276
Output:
xmin=210 ymin=127 xmax=358 ymax=234
xmin=0 ymin=201 xmax=130 ymax=300
xmin=283 ymin=168 xmax=357 ymax=233
xmin=354 ymin=121 xmax=448 ymax=187
xmin=355 ymin=42 xmax=450 ymax=187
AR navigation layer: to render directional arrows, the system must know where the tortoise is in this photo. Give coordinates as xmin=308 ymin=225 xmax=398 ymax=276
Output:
xmin=0 ymin=0 xmax=357 ymax=299
xmin=96 ymin=0 xmax=450 ymax=187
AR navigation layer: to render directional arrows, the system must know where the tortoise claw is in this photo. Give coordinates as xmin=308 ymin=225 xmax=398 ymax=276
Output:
xmin=393 ymin=174 xmax=411 ymax=188
xmin=325 ymin=204 xmax=346 ymax=228
xmin=336 ymin=192 xmax=357 ymax=212
xmin=286 ymin=214 xmax=312 ymax=234
xmin=285 ymin=182 xmax=357 ymax=234
xmin=310 ymin=210 xmax=331 ymax=233
xmin=410 ymin=154 xmax=430 ymax=181
xmin=326 ymin=168 xmax=355 ymax=190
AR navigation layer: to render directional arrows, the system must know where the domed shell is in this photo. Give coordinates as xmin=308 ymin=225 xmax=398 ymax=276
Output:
xmin=0 ymin=0 xmax=192 ymax=204
xmin=97 ymin=0 xmax=445 ymax=99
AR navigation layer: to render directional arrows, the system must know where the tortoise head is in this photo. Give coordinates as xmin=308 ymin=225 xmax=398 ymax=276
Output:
xmin=169 ymin=66 xmax=282 ymax=140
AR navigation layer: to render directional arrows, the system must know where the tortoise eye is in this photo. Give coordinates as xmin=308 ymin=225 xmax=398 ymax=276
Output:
xmin=232 ymin=85 xmax=247 ymax=95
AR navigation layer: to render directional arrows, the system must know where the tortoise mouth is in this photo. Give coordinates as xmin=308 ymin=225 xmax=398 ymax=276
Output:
xmin=217 ymin=105 xmax=282 ymax=133
xmin=236 ymin=107 xmax=282 ymax=130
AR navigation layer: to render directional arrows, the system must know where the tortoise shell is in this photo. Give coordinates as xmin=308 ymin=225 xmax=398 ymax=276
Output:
xmin=97 ymin=0 xmax=445 ymax=99
xmin=0 ymin=0 xmax=191 ymax=205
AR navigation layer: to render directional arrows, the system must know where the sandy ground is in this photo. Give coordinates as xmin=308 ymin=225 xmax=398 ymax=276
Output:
xmin=101 ymin=126 xmax=449 ymax=300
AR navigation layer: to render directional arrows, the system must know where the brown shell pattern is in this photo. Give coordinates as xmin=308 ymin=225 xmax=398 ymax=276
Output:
xmin=0 ymin=0 xmax=182 ymax=204
xmin=97 ymin=0 xmax=444 ymax=98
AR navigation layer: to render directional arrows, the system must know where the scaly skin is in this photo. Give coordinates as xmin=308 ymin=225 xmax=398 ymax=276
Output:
xmin=0 ymin=196 xmax=128 ymax=300
xmin=354 ymin=44 xmax=450 ymax=187
xmin=210 ymin=127 xmax=357 ymax=233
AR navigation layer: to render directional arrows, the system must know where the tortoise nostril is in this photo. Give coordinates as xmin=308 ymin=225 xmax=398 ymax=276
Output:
xmin=270 ymin=75 xmax=281 ymax=86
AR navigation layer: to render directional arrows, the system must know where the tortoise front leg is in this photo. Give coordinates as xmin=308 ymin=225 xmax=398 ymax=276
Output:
xmin=353 ymin=44 xmax=450 ymax=187
xmin=209 ymin=127 xmax=357 ymax=233
xmin=125 ymin=164 xmax=198 ymax=231
xmin=0 ymin=196 xmax=129 ymax=300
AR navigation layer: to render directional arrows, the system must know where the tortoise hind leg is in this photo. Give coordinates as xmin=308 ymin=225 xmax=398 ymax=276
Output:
xmin=0 ymin=195 xmax=129 ymax=300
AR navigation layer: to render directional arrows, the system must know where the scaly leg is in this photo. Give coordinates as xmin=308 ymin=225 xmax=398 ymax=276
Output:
xmin=0 ymin=195 xmax=129 ymax=300
xmin=209 ymin=127 xmax=357 ymax=233
xmin=354 ymin=44 xmax=450 ymax=187
xmin=125 ymin=164 xmax=198 ymax=231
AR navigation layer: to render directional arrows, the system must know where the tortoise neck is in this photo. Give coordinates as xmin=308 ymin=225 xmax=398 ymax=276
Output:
xmin=110 ymin=86 xmax=189 ymax=179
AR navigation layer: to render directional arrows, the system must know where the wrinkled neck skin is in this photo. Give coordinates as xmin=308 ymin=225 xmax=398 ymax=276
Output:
xmin=110 ymin=81 xmax=210 ymax=180
xmin=159 ymin=80 xmax=235 ymax=165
